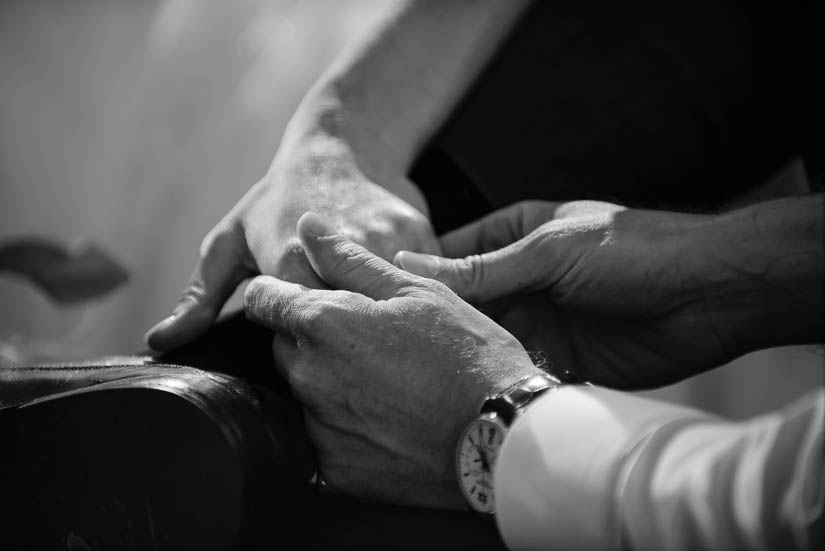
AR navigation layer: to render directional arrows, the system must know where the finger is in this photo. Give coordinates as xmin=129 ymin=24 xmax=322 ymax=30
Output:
xmin=243 ymin=275 xmax=319 ymax=338
xmin=296 ymin=212 xmax=415 ymax=300
xmin=145 ymin=226 xmax=252 ymax=352
xmin=439 ymin=201 xmax=558 ymax=258
xmin=393 ymin=236 xmax=543 ymax=303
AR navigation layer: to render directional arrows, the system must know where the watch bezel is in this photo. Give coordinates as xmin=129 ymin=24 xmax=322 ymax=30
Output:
xmin=456 ymin=411 xmax=509 ymax=514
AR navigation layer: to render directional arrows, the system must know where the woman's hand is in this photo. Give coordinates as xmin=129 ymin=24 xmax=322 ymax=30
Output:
xmin=143 ymin=0 xmax=534 ymax=352
xmin=243 ymin=213 xmax=540 ymax=509
xmin=144 ymin=138 xmax=441 ymax=352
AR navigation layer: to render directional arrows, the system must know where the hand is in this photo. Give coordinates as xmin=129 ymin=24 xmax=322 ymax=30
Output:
xmin=145 ymin=141 xmax=441 ymax=352
xmin=393 ymin=200 xmax=737 ymax=389
xmin=243 ymin=212 xmax=541 ymax=509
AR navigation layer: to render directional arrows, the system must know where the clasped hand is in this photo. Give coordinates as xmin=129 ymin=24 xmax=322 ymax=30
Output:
xmin=145 ymin=141 xmax=441 ymax=352
xmin=243 ymin=212 xmax=541 ymax=509
xmin=395 ymin=200 xmax=735 ymax=389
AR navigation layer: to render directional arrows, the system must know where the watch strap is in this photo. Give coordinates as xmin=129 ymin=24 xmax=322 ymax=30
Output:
xmin=481 ymin=373 xmax=561 ymax=426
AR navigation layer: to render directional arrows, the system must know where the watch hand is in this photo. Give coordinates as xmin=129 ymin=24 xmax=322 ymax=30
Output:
xmin=475 ymin=443 xmax=490 ymax=472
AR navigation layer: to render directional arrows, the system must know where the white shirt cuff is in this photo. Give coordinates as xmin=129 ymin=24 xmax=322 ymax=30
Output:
xmin=494 ymin=385 xmax=712 ymax=550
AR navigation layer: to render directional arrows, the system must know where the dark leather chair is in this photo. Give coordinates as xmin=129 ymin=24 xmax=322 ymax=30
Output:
xmin=0 ymin=312 xmax=504 ymax=551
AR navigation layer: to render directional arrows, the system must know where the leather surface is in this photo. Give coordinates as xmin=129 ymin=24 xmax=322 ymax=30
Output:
xmin=0 ymin=361 xmax=200 ymax=409
xmin=2 ymin=312 xmax=507 ymax=550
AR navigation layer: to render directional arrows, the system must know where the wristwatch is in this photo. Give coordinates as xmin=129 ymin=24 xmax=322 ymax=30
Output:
xmin=456 ymin=373 xmax=561 ymax=514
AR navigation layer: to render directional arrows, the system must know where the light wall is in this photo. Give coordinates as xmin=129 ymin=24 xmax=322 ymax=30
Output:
xmin=0 ymin=0 xmax=392 ymax=357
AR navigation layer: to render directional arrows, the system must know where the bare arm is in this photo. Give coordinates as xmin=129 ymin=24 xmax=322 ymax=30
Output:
xmin=284 ymin=0 xmax=533 ymax=206
xmin=146 ymin=0 xmax=533 ymax=351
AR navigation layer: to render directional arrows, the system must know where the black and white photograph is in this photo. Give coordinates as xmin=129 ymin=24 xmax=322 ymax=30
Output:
xmin=0 ymin=1 xmax=823 ymax=549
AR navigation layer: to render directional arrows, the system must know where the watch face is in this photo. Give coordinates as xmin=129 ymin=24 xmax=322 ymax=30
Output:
xmin=456 ymin=414 xmax=506 ymax=514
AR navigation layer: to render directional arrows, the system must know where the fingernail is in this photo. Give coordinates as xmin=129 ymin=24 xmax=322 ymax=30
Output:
xmin=143 ymin=315 xmax=175 ymax=345
xmin=394 ymin=251 xmax=439 ymax=277
xmin=300 ymin=212 xmax=337 ymax=237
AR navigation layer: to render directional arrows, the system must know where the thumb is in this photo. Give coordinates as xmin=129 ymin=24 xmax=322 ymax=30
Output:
xmin=393 ymin=238 xmax=538 ymax=303
xmin=296 ymin=212 xmax=413 ymax=300
xmin=144 ymin=226 xmax=251 ymax=352
xmin=440 ymin=201 xmax=559 ymax=258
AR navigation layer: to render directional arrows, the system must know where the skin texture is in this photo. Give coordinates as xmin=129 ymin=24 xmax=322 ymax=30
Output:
xmin=144 ymin=0 xmax=533 ymax=352
xmin=243 ymin=212 xmax=541 ymax=509
xmin=395 ymin=196 xmax=825 ymax=389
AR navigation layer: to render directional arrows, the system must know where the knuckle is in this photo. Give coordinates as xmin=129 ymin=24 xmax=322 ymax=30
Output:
xmin=292 ymin=294 xmax=339 ymax=336
xmin=300 ymin=302 xmax=327 ymax=334
xmin=391 ymin=206 xmax=430 ymax=232
xmin=180 ymin=282 xmax=207 ymax=304
xmin=199 ymin=224 xmax=232 ymax=257
xmin=355 ymin=206 xmax=431 ymax=247
xmin=303 ymin=294 xmax=357 ymax=336
xmin=421 ymin=277 xmax=454 ymax=297
xmin=309 ymin=293 xmax=370 ymax=344
xmin=457 ymin=255 xmax=485 ymax=292
xmin=335 ymin=290 xmax=366 ymax=311
xmin=177 ymin=282 xmax=219 ymax=319
xmin=199 ymin=232 xmax=218 ymax=258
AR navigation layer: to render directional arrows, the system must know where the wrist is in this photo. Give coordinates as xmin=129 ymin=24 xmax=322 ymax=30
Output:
xmin=283 ymin=91 xmax=407 ymax=180
xmin=277 ymin=107 xmax=431 ymax=215
xmin=455 ymin=373 xmax=561 ymax=514
xmin=680 ymin=195 xmax=824 ymax=353
xmin=453 ymin=357 xmax=551 ymax=514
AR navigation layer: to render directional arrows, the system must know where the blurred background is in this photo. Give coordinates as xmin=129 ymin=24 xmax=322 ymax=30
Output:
xmin=0 ymin=0 xmax=392 ymax=356
xmin=1 ymin=0 xmax=821 ymax=419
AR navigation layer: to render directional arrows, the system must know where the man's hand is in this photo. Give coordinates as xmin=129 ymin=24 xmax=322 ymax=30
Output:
xmin=394 ymin=198 xmax=825 ymax=389
xmin=144 ymin=142 xmax=441 ymax=352
xmin=243 ymin=212 xmax=540 ymax=509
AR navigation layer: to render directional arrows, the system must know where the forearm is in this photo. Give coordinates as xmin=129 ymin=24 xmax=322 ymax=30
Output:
xmin=681 ymin=194 xmax=824 ymax=354
xmin=279 ymin=0 xmax=532 ymax=207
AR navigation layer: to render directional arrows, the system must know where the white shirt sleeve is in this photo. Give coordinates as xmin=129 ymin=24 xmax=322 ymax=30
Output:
xmin=494 ymin=385 xmax=824 ymax=551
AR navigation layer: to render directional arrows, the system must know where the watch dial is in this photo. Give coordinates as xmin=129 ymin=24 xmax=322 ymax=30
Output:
xmin=457 ymin=417 xmax=505 ymax=514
